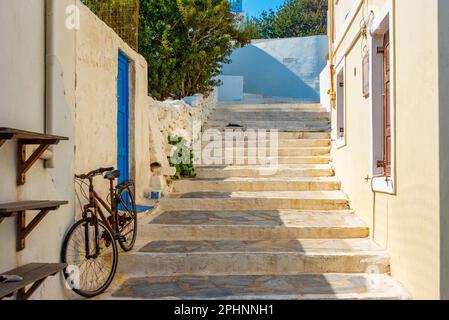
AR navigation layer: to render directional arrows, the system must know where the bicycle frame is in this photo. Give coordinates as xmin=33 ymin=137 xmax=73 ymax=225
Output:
xmin=82 ymin=178 xmax=118 ymax=258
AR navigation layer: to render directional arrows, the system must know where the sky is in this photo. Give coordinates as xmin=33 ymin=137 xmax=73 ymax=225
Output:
xmin=243 ymin=0 xmax=287 ymax=18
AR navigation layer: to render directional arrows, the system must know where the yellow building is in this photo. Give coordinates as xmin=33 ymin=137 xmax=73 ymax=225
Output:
xmin=322 ymin=0 xmax=449 ymax=299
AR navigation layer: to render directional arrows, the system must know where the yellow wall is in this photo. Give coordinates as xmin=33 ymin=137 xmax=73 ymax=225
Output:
xmin=329 ymin=0 xmax=442 ymax=298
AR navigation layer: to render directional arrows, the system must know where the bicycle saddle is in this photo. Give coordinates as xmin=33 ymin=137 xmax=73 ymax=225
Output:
xmin=104 ymin=169 xmax=121 ymax=180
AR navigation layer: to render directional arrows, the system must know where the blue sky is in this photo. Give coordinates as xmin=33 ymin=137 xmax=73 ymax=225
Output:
xmin=243 ymin=0 xmax=287 ymax=17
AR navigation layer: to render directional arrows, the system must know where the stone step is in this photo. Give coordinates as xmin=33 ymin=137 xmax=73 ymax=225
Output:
xmin=203 ymin=121 xmax=331 ymax=131
xmin=109 ymin=273 xmax=409 ymax=300
xmin=201 ymin=131 xmax=331 ymax=139
xmin=203 ymin=129 xmax=332 ymax=138
xmin=160 ymin=191 xmax=350 ymax=211
xmin=200 ymin=139 xmax=331 ymax=148
xmin=200 ymin=147 xmax=331 ymax=157
xmin=194 ymin=156 xmax=330 ymax=165
xmin=141 ymin=210 xmax=368 ymax=240
xmin=172 ymin=177 xmax=341 ymax=193
xmin=117 ymin=239 xmax=389 ymax=276
xmin=216 ymin=103 xmax=325 ymax=111
xmin=277 ymin=132 xmax=330 ymax=139
xmin=195 ymin=164 xmax=335 ymax=178
xmin=209 ymin=111 xmax=330 ymax=121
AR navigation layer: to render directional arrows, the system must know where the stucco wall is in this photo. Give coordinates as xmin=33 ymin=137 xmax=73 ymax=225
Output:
xmin=0 ymin=0 xmax=77 ymax=300
xmin=325 ymin=0 xmax=442 ymax=298
xmin=75 ymin=3 xmax=157 ymax=205
xmin=218 ymin=76 xmax=244 ymax=101
xmin=75 ymin=4 xmax=217 ymax=204
xmin=222 ymin=36 xmax=328 ymax=101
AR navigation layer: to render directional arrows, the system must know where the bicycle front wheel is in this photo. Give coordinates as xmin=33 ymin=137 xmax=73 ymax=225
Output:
xmin=61 ymin=218 xmax=118 ymax=298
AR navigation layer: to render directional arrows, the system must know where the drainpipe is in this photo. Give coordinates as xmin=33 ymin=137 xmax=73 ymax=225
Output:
xmin=328 ymin=0 xmax=336 ymax=108
xmin=44 ymin=0 xmax=56 ymax=168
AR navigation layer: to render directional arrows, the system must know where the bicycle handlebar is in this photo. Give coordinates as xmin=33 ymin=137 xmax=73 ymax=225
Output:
xmin=75 ymin=167 xmax=115 ymax=180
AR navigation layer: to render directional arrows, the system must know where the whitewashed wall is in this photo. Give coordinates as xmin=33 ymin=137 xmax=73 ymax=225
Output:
xmin=222 ymin=35 xmax=329 ymax=101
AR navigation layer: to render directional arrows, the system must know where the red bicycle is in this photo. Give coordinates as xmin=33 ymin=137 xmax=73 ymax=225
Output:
xmin=61 ymin=167 xmax=137 ymax=298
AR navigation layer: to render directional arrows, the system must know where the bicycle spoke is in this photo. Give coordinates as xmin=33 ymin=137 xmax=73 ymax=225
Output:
xmin=63 ymin=218 xmax=117 ymax=296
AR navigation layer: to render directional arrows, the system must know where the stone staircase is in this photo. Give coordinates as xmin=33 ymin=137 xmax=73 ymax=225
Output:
xmin=106 ymin=102 xmax=409 ymax=300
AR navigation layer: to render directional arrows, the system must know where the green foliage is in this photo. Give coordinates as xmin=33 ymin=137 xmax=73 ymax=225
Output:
xmin=168 ymin=136 xmax=196 ymax=179
xmin=138 ymin=0 xmax=251 ymax=100
xmin=245 ymin=0 xmax=327 ymax=39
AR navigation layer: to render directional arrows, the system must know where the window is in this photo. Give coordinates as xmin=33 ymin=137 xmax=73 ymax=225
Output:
xmin=336 ymin=61 xmax=346 ymax=148
xmin=370 ymin=2 xmax=395 ymax=194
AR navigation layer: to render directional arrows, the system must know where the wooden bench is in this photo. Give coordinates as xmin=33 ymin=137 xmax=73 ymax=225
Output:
xmin=0 ymin=201 xmax=68 ymax=251
xmin=0 ymin=127 xmax=68 ymax=185
xmin=0 ymin=263 xmax=67 ymax=300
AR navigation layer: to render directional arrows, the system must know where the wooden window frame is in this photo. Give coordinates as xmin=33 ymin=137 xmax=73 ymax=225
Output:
xmin=336 ymin=59 xmax=347 ymax=149
xmin=369 ymin=1 xmax=396 ymax=194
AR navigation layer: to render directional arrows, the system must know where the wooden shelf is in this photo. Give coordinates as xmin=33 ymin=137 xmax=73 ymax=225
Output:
xmin=0 ymin=201 xmax=68 ymax=251
xmin=0 ymin=128 xmax=68 ymax=185
xmin=0 ymin=263 xmax=67 ymax=300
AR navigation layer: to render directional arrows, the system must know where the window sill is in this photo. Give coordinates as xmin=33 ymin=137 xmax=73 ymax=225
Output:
xmin=336 ymin=138 xmax=346 ymax=149
xmin=372 ymin=176 xmax=395 ymax=194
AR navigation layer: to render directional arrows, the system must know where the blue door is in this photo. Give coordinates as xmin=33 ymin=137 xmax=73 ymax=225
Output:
xmin=117 ymin=52 xmax=129 ymax=184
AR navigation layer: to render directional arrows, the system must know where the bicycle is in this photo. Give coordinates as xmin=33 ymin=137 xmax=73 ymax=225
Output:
xmin=61 ymin=167 xmax=138 ymax=298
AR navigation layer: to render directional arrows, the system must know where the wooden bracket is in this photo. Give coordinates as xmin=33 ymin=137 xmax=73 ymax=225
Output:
xmin=0 ymin=128 xmax=68 ymax=186
xmin=16 ymin=278 xmax=47 ymax=300
xmin=17 ymin=142 xmax=51 ymax=186
xmin=17 ymin=210 xmax=50 ymax=251
xmin=0 ymin=263 xmax=67 ymax=300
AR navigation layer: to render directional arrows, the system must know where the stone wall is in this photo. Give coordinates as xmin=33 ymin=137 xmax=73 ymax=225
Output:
xmin=155 ymin=91 xmax=217 ymax=148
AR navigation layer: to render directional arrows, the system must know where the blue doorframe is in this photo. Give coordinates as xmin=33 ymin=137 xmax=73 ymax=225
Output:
xmin=117 ymin=52 xmax=130 ymax=184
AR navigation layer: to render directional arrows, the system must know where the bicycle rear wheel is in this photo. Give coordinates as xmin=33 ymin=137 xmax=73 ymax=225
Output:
xmin=61 ymin=217 xmax=118 ymax=298
xmin=116 ymin=185 xmax=138 ymax=252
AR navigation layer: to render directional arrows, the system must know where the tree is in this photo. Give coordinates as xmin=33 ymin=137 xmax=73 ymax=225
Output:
xmin=139 ymin=0 xmax=251 ymax=100
xmin=245 ymin=0 xmax=327 ymax=39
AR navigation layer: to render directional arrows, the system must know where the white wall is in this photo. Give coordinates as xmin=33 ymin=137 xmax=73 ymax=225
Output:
xmin=320 ymin=62 xmax=332 ymax=112
xmin=0 ymin=0 xmax=77 ymax=300
xmin=222 ymin=36 xmax=328 ymax=101
xmin=218 ymin=75 xmax=244 ymax=101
